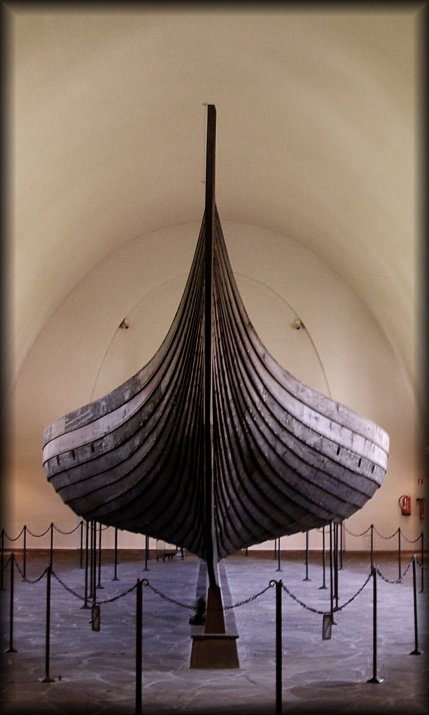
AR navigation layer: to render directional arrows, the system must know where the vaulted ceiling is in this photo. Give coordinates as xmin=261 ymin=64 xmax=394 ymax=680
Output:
xmin=8 ymin=5 xmax=422 ymax=402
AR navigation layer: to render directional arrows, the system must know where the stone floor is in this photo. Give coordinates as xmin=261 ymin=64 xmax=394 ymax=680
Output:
xmin=0 ymin=549 xmax=428 ymax=714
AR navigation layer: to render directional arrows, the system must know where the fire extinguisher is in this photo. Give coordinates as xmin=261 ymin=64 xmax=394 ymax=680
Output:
xmin=398 ymin=494 xmax=411 ymax=516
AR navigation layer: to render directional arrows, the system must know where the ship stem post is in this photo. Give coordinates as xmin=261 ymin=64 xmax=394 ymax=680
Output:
xmin=203 ymin=104 xmax=226 ymax=633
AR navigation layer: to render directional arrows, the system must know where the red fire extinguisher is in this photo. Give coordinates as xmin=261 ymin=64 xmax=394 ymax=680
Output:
xmin=398 ymin=494 xmax=411 ymax=516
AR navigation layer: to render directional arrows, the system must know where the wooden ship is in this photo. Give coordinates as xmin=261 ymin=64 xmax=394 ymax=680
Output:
xmin=43 ymin=106 xmax=389 ymax=636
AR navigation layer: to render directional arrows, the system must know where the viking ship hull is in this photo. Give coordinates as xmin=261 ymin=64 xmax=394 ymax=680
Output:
xmin=42 ymin=106 xmax=389 ymax=572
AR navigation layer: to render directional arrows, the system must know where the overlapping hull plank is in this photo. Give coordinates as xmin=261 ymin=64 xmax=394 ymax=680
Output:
xmin=43 ymin=106 xmax=389 ymax=578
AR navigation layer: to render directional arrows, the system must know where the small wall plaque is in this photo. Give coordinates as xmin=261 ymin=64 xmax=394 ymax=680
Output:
xmin=91 ymin=604 xmax=101 ymax=631
xmin=322 ymin=613 xmax=332 ymax=640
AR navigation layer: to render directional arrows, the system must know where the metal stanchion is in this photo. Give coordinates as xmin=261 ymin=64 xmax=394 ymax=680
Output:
xmin=397 ymin=527 xmax=402 ymax=581
xmin=370 ymin=524 xmax=374 ymax=570
xmin=319 ymin=526 xmax=327 ymax=590
xmin=303 ymin=531 xmax=310 ymax=581
xmin=420 ymin=532 xmax=424 ymax=593
xmin=79 ymin=520 xmax=84 ymax=569
xmin=333 ymin=522 xmax=339 ymax=610
xmin=22 ymin=526 xmax=27 ymax=581
xmin=275 ymin=537 xmax=282 ymax=572
xmin=97 ymin=523 xmax=103 ymax=589
xmin=49 ymin=523 xmax=54 ymax=570
xmin=143 ymin=535 xmax=149 ymax=572
xmin=81 ymin=521 xmax=90 ymax=609
xmin=275 ymin=579 xmax=283 ymax=715
xmin=41 ymin=565 xmax=55 ymax=682
xmin=91 ymin=521 xmax=97 ymax=602
xmin=366 ymin=566 xmax=383 ymax=684
xmin=0 ymin=529 xmax=4 ymax=591
xmin=5 ymin=554 xmax=17 ymax=653
xmin=113 ymin=528 xmax=119 ymax=581
xmin=339 ymin=521 xmax=344 ymax=570
xmin=329 ymin=522 xmax=335 ymax=623
xmin=410 ymin=556 xmax=422 ymax=656
xmin=135 ymin=579 xmax=143 ymax=715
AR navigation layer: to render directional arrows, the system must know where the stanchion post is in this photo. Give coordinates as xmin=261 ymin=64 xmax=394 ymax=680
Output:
xmin=329 ymin=522 xmax=335 ymax=622
xmin=339 ymin=521 xmax=344 ymax=570
xmin=275 ymin=579 xmax=283 ymax=715
xmin=81 ymin=521 xmax=89 ymax=609
xmin=79 ymin=521 xmax=84 ymax=569
xmin=22 ymin=525 xmax=27 ymax=581
xmin=91 ymin=521 xmax=97 ymax=602
xmin=113 ymin=528 xmax=119 ymax=581
xmin=5 ymin=553 xmax=17 ymax=653
xmin=49 ymin=523 xmax=54 ymax=570
xmin=420 ymin=532 xmax=424 ymax=594
xmin=41 ymin=565 xmax=55 ymax=682
xmin=276 ymin=537 xmax=282 ymax=572
xmin=319 ymin=526 xmax=327 ymax=590
xmin=397 ymin=527 xmax=402 ymax=581
xmin=135 ymin=578 xmax=143 ymax=715
xmin=97 ymin=523 xmax=103 ymax=589
xmin=143 ymin=534 xmax=149 ymax=572
xmin=370 ymin=524 xmax=374 ymax=571
xmin=1 ymin=528 xmax=5 ymax=591
xmin=303 ymin=531 xmax=310 ymax=581
xmin=410 ymin=556 xmax=422 ymax=656
xmin=366 ymin=566 xmax=383 ymax=683
xmin=333 ymin=522 xmax=339 ymax=609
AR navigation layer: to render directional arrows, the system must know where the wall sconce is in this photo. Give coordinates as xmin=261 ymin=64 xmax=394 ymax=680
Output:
xmin=119 ymin=318 xmax=129 ymax=330
xmin=291 ymin=318 xmax=305 ymax=331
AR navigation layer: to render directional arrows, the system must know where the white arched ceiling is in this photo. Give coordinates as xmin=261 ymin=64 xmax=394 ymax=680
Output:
xmin=9 ymin=6 xmax=421 ymax=399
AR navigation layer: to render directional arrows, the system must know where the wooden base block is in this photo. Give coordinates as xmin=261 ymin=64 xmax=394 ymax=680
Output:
xmin=190 ymin=630 xmax=239 ymax=668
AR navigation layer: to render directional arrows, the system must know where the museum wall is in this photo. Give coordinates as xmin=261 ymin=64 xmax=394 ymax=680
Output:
xmin=6 ymin=221 xmax=424 ymax=551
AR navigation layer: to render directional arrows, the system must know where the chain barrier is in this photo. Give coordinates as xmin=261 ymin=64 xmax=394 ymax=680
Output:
xmin=143 ymin=578 xmax=275 ymax=612
xmin=3 ymin=526 xmax=25 ymax=542
xmin=343 ymin=524 xmax=423 ymax=544
xmin=51 ymin=570 xmax=86 ymax=601
xmin=281 ymin=570 xmax=372 ymax=615
xmin=333 ymin=571 xmax=373 ymax=612
xmin=401 ymin=533 xmax=423 ymax=544
xmin=223 ymin=582 xmax=275 ymax=610
xmin=142 ymin=579 xmax=195 ymax=610
xmin=52 ymin=523 xmax=82 ymax=536
xmin=373 ymin=526 xmax=399 ymax=539
xmin=343 ymin=525 xmax=372 ymax=538
xmin=376 ymin=556 xmax=413 ymax=584
xmin=95 ymin=582 xmax=139 ymax=605
xmin=26 ymin=525 xmax=53 ymax=538
xmin=3 ymin=520 xmax=425 ymax=548
xmin=14 ymin=557 xmax=48 ymax=584
xmin=280 ymin=581 xmax=326 ymax=615
xmin=414 ymin=558 xmax=429 ymax=572
xmin=2 ymin=555 xmax=12 ymax=573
